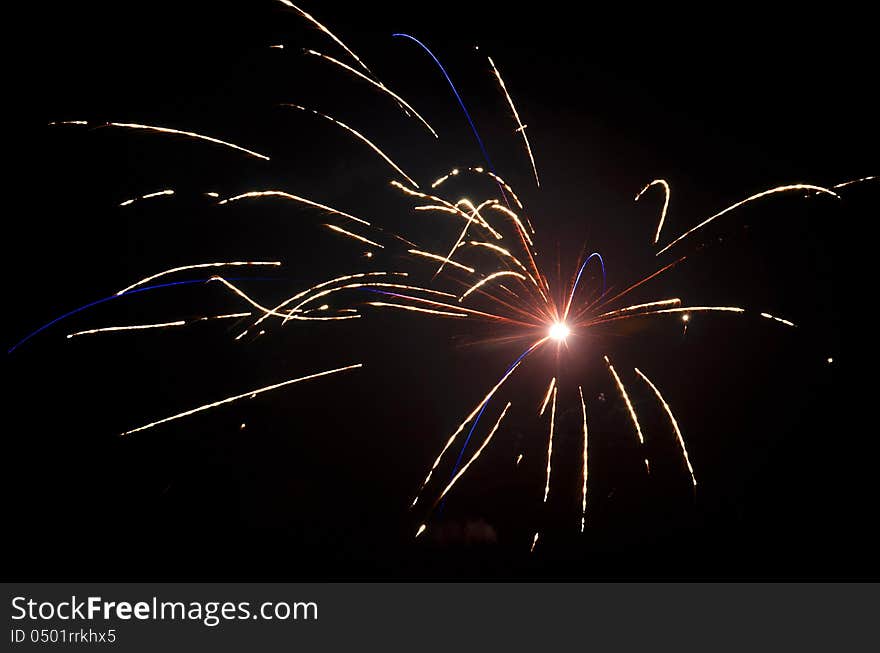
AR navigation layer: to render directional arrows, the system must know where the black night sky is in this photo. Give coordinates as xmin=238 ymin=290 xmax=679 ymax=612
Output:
xmin=5 ymin=2 xmax=877 ymax=580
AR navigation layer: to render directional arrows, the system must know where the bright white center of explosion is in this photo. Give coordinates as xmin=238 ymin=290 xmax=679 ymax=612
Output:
xmin=549 ymin=322 xmax=571 ymax=342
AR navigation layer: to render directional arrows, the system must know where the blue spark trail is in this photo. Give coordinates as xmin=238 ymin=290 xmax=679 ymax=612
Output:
xmin=8 ymin=277 xmax=283 ymax=354
xmin=441 ymin=339 xmax=545 ymax=511
xmin=566 ymin=252 xmax=606 ymax=316
xmin=392 ymin=33 xmax=498 ymax=176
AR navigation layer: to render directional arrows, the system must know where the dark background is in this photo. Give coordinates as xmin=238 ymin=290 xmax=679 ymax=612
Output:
xmin=4 ymin=2 xmax=876 ymax=579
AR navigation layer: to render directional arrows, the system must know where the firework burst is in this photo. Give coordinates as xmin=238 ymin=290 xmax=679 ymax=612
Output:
xmin=16 ymin=1 xmax=873 ymax=554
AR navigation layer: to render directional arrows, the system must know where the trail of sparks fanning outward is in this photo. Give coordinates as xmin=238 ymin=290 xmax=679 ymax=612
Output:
xmin=122 ymin=364 xmax=362 ymax=436
xmin=25 ymin=3 xmax=873 ymax=552
xmin=635 ymin=368 xmax=696 ymax=487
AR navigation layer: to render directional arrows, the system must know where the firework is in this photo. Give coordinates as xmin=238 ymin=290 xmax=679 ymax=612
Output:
xmin=24 ymin=3 xmax=871 ymax=556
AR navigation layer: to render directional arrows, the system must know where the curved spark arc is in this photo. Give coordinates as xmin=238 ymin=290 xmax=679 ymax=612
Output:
xmin=219 ymin=190 xmax=372 ymax=226
xmin=282 ymin=104 xmax=419 ymax=188
xmin=276 ymin=1 xmax=374 ymax=77
xmin=413 ymin=337 xmax=548 ymax=507
xmin=119 ymin=189 xmax=174 ymax=207
xmin=604 ymin=355 xmax=650 ymax=473
xmin=459 ymin=271 xmax=527 ymax=302
xmin=563 ymin=252 xmax=606 ymax=321
xmin=635 ymin=179 xmax=670 ymax=244
xmin=392 ymin=34 xmax=497 ymax=177
xmin=61 ymin=121 xmax=271 ymax=160
xmin=634 ymin=367 xmax=697 ymax=487
xmin=656 ymin=184 xmax=839 ymax=255
xmin=833 ymin=175 xmax=876 ymax=189
xmin=324 ymin=223 xmax=384 ymax=249
xmin=66 ymin=312 xmax=253 ymax=339
xmin=8 ymin=277 xmax=282 ymax=354
xmin=488 ymin=56 xmax=540 ymax=188
xmin=122 ymin=363 xmax=363 ymax=436
xmin=760 ymin=312 xmax=797 ymax=327
xmin=117 ymin=262 xmax=282 ymax=295
xmin=304 ymin=49 xmax=438 ymax=138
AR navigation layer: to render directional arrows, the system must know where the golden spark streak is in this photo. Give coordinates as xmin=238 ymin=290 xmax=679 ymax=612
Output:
xmin=105 ymin=122 xmax=270 ymax=160
xmin=305 ymin=49 xmax=437 ymax=138
xmin=543 ymin=387 xmax=557 ymax=502
xmin=833 ymin=175 xmax=876 ymax=189
xmin=48 ymin=120 xmax=88 ymax=125
xmin=368 ymin=302 xmax=467 ymax=318
xmin=369 ymin=291 xmax=530 ymax=325
xmin=488 ymin=203 xmax=534 ymax=247
xmin=411 ymin=338 xmax=548 ymax=506
xmin=578 ymin=386 xmax=589 ymax=533
xmin=395 ymin=182 xmax=502 ymax=238
xmin=539 ymin=377 xmax=556 ymax=416
xmin=436 ymin=402 xmax=512 ymax=503
xmin=484 ymin=171 xmax=525 ymax=211
xmin=656 ymin=184 xmax=838 ymax=255
xmin=119 ymin=189 xmax=174 ymax=206
xmin=591 ymin=305 xmax=745 ymax=327
xmin=530 ymin=532 xmax=540 ymax=553
xmin=67 ymin=321 xmax=186 ymax=338
xmin=516 ymin=454 xmax=523 ymax=465
xmin=218 ymin=190 xmax=371 ymax=226
xmin=67 ymin=313 xmax=253 ymax=338
xmin=117 ymin=261 xmax=281 ymax=296
xmin=488 ymin=56 xmax=540 ymax=187
xmin=596 ymin=298 xmax=682 ymax=319
xmin=324 ymin=224 xmax=384 ymax=249
xmin=416 ymin=524 xmax=427 ymax=538
xmin=604 ymin=355 xmax=649 ymax=472
xmin=205 ymin=192 xmax=220 ymax=198
xmin=430 ymin=166 xmax=525 ymax=211
xmin=467 ymin=241 xmax=545 ymax=299
xmin=635 ymin=179 xmax=671 ymax=244
xmin=122 ymin=363 xmax=362 ymax=435
xmin=634 ymin=367 xmax=697 ymax=487
xmin=408 ymin=249 xmax=475 ymax=273
xmin=459 ymin=271 xmax=526 ymax=302
xmin=283 ymin=104 xmax=419 ymax=188
xmin=760 ymin=312 xmax=797 ymax=327
xmin=276 ymin=1 xmax=374 ymax=76
xmin=431 ymin=168 xmax=459 ymax=188
xmin=435 ymin=199 xmax=500 ymax=275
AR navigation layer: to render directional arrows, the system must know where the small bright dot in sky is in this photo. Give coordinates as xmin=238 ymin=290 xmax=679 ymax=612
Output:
xmin=682 ymin=314 xmax=690 ymax=322
xmin=549 ymin=322 xmax=570 ymax=341
xmin=365 ymin=251 xmax=373 ymax=258
xmin=827 ymin=357 xmax=833 ymax=364
xmin=240 ymin=423 xmax=246 ymax=430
